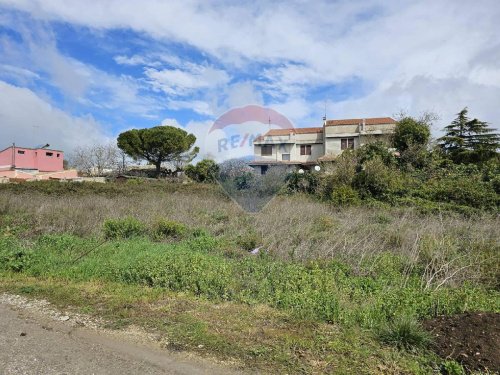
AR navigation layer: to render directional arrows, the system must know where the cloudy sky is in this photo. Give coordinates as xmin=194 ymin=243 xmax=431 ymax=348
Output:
xmin=0 ymin=0 xmax=499 ymax=155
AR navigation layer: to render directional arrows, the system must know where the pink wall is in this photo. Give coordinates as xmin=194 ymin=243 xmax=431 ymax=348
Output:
xmin=0 ymin=146 xmax=64 ymax=172
xmin=0 ymin=147 xmax=13 ymax=170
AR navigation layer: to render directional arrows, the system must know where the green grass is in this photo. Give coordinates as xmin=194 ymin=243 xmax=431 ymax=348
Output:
xmin=2 ymin=233 xmax=498 ymax=330
xmin=0 ymin=275 xmax=437 ymax=374
xmin=1 ymin=231 xmax=494 ymax=372
xmin=0 ymin=181 xmax=499 ymax=373
xmin=377 ymin=316 xmax=432 ymax=351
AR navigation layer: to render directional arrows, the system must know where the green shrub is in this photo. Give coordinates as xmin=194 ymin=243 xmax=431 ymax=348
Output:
xmin=103 ymin=217 xmax=146 ymax=239
xmin=393 ymin=117 xmax=431 ymax=152
xmin=325 ymin=151 xmax=357 ymax=186
xmin=0 ymin=238 xmax=32 ymax=272
xmin=185 ymin=159 xmax=219 ymax=183
xmin=150 ymin=218 xmax=187 ymax=241
xmin=422 ymin=177 xmax=498 ymax=210
xmin=441 ymin=360 xmax=465 ymax=375
xmin=236 ymin=231 xmax=260 ymax=251
xmin=356 ymin=141 xmax=397 ymax=167
xmin=491 ymin=175 xmax=500 ymax=194
xmin=330 ymin=185 xmax=360 ymax=206
xmin=353 ymin=157 xmax=403 ymax=200
xmin=234 ymin=171 xmax=255 ymax=190
xmin=286 ymin=171 xmax=320 ymax=194
xmin=377 ymin=315 xmax=431 ymax=351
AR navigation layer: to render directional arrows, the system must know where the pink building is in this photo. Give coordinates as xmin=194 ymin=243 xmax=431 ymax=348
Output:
xmin=0 ymin=145 xmax=78 ymax=180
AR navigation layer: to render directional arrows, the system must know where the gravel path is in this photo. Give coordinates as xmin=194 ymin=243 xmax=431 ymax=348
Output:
xmin=0 ymin=294 xmax=244 ymax=375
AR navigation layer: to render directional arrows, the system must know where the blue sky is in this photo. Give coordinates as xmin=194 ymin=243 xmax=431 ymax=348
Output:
xmin=1 ymin=0 xmax=499 ymax=155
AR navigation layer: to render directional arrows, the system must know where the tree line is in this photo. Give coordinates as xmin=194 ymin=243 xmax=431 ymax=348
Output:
xmin=70 ymin=107 xmax=498 ymax=179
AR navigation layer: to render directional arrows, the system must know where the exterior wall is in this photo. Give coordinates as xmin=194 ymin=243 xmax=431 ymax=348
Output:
xmin=0 ymin=147 xmax=64 ymax=172
xmin=324 ymin=136 xmax=361 ymax=156
xmin=251 ymin=164 xmax=297 ymax=175
xmin=0 ymin=148 xmax=13 ymax=170
xmin=254 ymin=132 xmax=323 ymax=163
xmin=324 ymin=124 xmax=359 ymax=136
xmin=359 ymin=133 xmax=393 ymax=147
xmin=253 ymin=122 xmax=396 ymax=163
xmin=324 ymin=122 xmax=395 ymax=156
xmin=363 ymin=123 xmax=396 ymax=133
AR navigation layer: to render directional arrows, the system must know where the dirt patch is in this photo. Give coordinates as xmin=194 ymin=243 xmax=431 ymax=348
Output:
xmin=423 ymin=312 xmax=500 ymax=373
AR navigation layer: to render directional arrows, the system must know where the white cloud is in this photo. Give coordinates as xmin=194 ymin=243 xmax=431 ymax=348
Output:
xmin=114 ymin=54 xmax=152 ymax=66
xmin=113 ymin=53 xmax=183 ymax=68
xmin=330 ymin=75 xmax=500 ymax=135
xmin=160 ymin=118 xmax=181 ymax=128
xmin=0 ymin=19 xmax=161 ymax=117
xmin=0 ymin=80 xmax=110 ymax=152
xmin=222 ymin=81 xmax=264 ymax=109
xmin=0 ymin=64 xmax=39 ymax=79
xmin=145 ymin=64 xmax=230 ymax=96
xmin=1 ymin=0 xmax=499 ymax=132
xmin=167 ymin=99 xmax=214 ymax=116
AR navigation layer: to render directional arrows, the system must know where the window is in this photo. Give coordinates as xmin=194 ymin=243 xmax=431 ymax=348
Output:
xmin=300 ymin=145 xmax=312 ymax=155
xmin=261 ymin=165 xmax=268 ymax=175
xmin=46 ymin=152 xmax=54 ymax=157
xmin=57 ymin=153 xmax=60 ymax=158
xmin=341 ymin=138 xmax=354 ymax=150
xmin=282 ymin=154 xmax=290 ymax=161
xmin=261 ymin=145 xmax=272 ymax=156
xmin=17 ymin=150 xmax=25 ymax=155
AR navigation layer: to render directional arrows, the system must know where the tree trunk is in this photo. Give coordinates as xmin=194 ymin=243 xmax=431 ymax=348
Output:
xmin=155 ymin=161 xmax=162 ymax=178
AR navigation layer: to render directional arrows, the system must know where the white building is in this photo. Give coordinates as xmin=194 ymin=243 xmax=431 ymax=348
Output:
xmin=250 ymin=117 xmax=396 ymax=173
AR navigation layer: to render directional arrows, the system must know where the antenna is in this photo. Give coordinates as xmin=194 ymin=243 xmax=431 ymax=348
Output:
xmin=322 ymin=100 xmax=327 ymax=125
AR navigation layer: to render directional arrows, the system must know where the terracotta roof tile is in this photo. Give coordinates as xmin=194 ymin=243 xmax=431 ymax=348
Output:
xmin=294 ymin=127 xmax=323 ymax=134
xmin=325 ymin=117 xmax=396 ymax=126
xmin=263 ymin=127 xmax=323 ymax=136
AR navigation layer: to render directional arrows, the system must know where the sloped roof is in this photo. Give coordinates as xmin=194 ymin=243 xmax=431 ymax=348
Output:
xmin=0 ymin=146 xmax=64 ymax=153
xmin=263 ymin=127 xmax=323 ymax=136
xmin=325 ymin=117 xmax=396 ymax=126
xmin=254 ymin=127 xmax=323 ymax=142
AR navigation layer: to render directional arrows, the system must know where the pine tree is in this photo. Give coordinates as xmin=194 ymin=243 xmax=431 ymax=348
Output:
xmin=438 ymin=108 xmax=499 ymax=163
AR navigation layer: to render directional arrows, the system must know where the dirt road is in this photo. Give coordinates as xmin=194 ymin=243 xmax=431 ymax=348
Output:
xmin=0 ymin=296 xmax=244 ymax=375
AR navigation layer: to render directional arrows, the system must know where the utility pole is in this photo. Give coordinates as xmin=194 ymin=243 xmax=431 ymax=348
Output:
xmin=12 ymin=142 xmax=15 ymax=169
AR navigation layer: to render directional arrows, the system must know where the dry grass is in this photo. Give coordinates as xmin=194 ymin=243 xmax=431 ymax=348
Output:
xmin=1 ymin=182 xmax=498 ymax=289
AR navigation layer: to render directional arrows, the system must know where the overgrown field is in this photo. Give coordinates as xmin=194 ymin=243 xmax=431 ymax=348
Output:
xmin=1 ymin=181 xmax=499 ymax=374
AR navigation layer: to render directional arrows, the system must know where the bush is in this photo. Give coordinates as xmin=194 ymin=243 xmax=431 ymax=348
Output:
xmin=286 ymin=171 xmax=320 ymax=194
xmin=234 ymin=171 xmax=255 ymax=190
xmin=393 ymin=117 xmax=431 ymax=152
xmin=398 ymin=143 xmax=432 ymax=170
xmin=103 ymin=217 xmax=146 ymax=239
xmin=441 ymin=360 xmax=465 ymax=375
xmin=492 ymin=175 xmax=500 ymax=194
xmin=236 ymin=231 xmax=260 ymax=251
xmin=356 ymin=141 xmax=396 ymax=167
xmin=330 ymin=185 xmax=360 ymax=206
xmin=150 ymin=218 xmax=187 ymax=241
xmin=422 ymin=177 xmax=498 ymax=210
xmin=0 ymin=238 xmax=32 ymax=272
xmin=353 ymin=157 xmax=403 ymax=199
xmin=185 ymin=159 xmax=219 ymax=183
xmin=377 ymin=315 xmax=431 ymax=351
